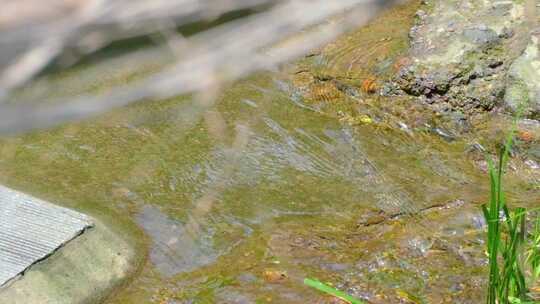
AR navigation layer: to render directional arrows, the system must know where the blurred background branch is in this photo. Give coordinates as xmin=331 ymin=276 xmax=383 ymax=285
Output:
xmin=0 ymin=0 xmax=396 ymax=134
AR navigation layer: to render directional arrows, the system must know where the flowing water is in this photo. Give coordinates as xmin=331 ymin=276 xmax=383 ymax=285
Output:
xmin=0 ymin=2 xmax=539 ymax=304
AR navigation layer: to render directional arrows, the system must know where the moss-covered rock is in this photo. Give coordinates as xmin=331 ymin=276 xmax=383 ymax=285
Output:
xmin=394 ymin=0 xmax=534 ymax=116
xmin=505 ymin=35 xmax=540 ymax=119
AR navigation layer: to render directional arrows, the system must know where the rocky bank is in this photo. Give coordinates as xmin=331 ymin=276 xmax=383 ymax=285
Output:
xmin=393 ymin=0 xmax=540 ymax=119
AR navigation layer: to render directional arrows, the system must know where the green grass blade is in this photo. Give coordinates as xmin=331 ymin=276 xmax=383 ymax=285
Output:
xmin=482 ymin=91 xmax=528 ymax=304
xmin=304 ymin=278 xmax=365 ymax=304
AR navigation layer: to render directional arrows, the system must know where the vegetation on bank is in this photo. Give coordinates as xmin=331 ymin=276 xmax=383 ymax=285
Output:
xmin=482 ymin=117 xmax=540 ymax=304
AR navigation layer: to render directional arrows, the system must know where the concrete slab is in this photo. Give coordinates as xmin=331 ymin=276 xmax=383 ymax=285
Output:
xmin=0 ymin=218 xmax=136 ymax=304
xmin=0 ymin=185 xmax=93 ymax=286
xmin=0 ymin=186 xmax=138 ymax=304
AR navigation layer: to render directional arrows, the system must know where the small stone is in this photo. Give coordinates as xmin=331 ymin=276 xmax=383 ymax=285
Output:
xmin=262 ymin=269 xmax=288 ymax=283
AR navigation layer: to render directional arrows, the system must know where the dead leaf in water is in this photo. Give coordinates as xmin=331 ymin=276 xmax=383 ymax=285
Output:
xmin=517 ymin=130 xmax=535 ymax=142
xmin=361 ymin=77 xmax=378 ymax=94
xmin=263 ymin=269 xmax=288 ymax=283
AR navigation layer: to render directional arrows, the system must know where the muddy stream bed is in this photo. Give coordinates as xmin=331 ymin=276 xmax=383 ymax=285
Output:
xmin=0 ymin=2 xmax=539 ymax=303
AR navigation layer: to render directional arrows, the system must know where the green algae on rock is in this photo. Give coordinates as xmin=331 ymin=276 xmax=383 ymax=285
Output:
xmin=394 ymin=0 xmax=532 ymax=114
xmin=505 ymin=35 xmax=540 ymax=119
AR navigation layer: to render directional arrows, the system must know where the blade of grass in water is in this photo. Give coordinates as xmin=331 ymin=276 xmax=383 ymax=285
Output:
xmin=481 ymin=101 xmax=533 ymax=304
xmin=304 ymin=278 xmax=365 ymax=304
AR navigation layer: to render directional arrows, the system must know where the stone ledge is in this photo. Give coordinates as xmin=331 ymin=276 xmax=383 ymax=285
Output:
xmin=0 ymin=218 xmax=136 ymax=304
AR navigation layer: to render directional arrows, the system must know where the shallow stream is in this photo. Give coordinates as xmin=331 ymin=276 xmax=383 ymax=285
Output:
xmin=0 ymin=2 xmax=539 ymax=303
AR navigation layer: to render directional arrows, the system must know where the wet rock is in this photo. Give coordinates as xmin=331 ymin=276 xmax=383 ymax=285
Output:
xmin=463 ymin=26 xmax=500 ymax=46
xmin=394 ymin=0 xmax=534 ymax=117
xmin=135 ymin=205 xmax=226 ymax=276
xmin=504 ymin=35 xmax=540 ymax=119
